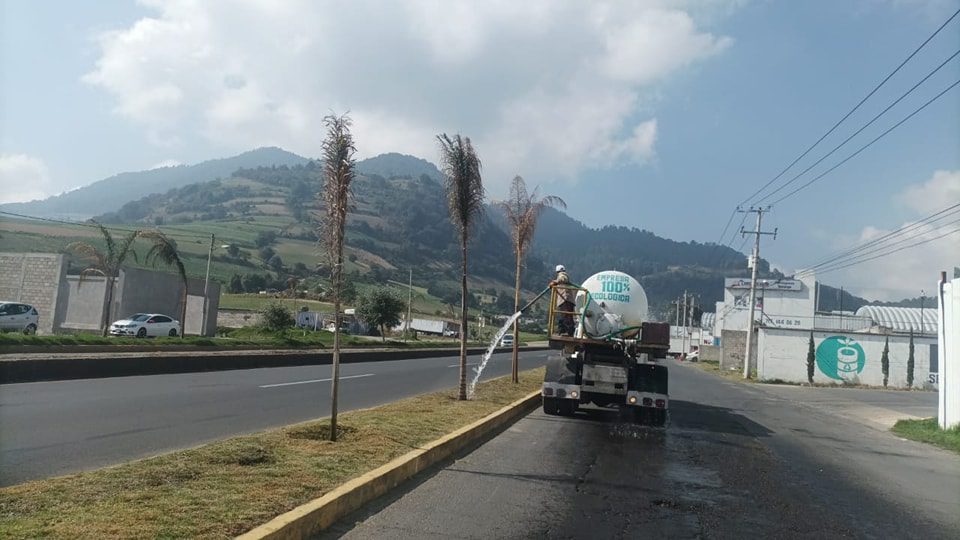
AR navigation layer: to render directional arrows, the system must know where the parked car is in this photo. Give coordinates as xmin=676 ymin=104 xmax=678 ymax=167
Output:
xmin=0 ymin=301 xmax=39 ymax=334
xmin=109 ymin=313 xmax=181 ymax=338
xmin=500 ymin=333 xmax=515 ymax=347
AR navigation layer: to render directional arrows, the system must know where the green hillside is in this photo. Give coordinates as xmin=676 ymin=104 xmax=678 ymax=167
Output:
xmin=0 ymin=151 xmax=827 ymax=318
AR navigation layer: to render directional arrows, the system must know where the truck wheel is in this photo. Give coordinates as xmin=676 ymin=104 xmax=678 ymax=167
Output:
xmin=543 ymin=397 xmax=561 ymax=416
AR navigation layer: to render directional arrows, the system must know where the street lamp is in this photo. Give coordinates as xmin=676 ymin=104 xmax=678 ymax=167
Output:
xmin=200 ymin=234 xmax=231 ymax=336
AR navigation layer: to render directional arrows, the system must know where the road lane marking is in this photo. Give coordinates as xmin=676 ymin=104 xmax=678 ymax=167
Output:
xmin=259 ymin=373 xmax=375 ymax=388
xmin=448 ymin=362 xmax=480 ymax=368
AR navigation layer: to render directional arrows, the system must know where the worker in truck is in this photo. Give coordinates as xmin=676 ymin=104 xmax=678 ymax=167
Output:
xmin=550 ymin=264 xmax=576 ymax=336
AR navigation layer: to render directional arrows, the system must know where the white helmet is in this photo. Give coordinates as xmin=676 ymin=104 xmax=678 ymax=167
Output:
xmin=555 ymin=264 xmax=566 ymax=273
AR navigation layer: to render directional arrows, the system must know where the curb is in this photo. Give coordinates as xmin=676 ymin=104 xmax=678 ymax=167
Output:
xmin=236 ymin=390 xmax=542 ymax=540
xmin=0 ymin=346 xmax=548 ymax=384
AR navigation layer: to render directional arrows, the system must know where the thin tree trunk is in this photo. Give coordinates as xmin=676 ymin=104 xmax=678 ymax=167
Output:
xmin=458 ymin=239 xmax=468 ymax=400
xmin=330 ymin=242 xmax=343 ymax=441
xmin=381 ymin=324 xmax=385 ymax=342
xmin=100 ymin=275 xmax=115 ymax=337
xmin=180 ymin=282 xmax=188 ymax=338
xmin=511 ymin=242 xmax=521 ymax=383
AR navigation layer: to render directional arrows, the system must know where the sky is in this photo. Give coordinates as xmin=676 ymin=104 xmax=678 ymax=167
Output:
xmin=1 ymin=0 xmax=958 ymax=300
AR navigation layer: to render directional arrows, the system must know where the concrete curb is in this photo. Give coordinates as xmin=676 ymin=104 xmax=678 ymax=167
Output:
xmin=236 ymin=390 xmax=542 ymax=540
xmin=0 ymin=346 xmax=548 ymax=384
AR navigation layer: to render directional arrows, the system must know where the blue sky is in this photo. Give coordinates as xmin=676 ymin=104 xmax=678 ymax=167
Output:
xmin=1 ymin=0 xmax=958 ymax=299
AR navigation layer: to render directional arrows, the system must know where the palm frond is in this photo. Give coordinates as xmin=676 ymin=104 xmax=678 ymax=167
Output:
xmin=320 ymin=113 xmax=357 ymax=263
xmin=65 ymin=241 xmax=107 ymax=272
xmin=496 ymin=176 xmax=565 ymax=257
xmin=437 ymin=133 xmax=485 ymax=237
xmin=76 ymin=267 xmax=107 ymax=287
xmin=139 ymin=231 xmax=188 ymax=285
xmin=94 ymin=223 xmax=117 ymax=266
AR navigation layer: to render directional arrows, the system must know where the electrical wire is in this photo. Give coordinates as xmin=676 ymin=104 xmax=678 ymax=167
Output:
xmin=805 ymin=224 xmax=960 ymax=277
xmin=797 ymin=202 xmax=960 ymax=274
xmin=738 ymin=5 xmax=960 ymax=207
xmin=0 ymin=210 xmax=210 ymax=242
xmin=770 ymin=77 xmax=960 ymax=205
xmin=756 ymin=48 xmax=960 ymax=205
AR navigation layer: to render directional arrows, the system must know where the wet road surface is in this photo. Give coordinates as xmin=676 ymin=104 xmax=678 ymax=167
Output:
xmin=326 ymin=360 xmax=956 ymax=539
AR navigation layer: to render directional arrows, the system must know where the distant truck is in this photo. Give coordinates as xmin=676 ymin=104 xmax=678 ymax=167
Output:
xmin=541 ymin=271 xmax=670 ymax=426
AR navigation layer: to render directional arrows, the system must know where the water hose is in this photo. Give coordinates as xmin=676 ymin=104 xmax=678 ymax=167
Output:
xmin=518 ymin=286 xmax=552 ymax=313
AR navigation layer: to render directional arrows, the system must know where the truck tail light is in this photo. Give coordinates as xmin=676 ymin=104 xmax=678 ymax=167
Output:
xmin=655 ymin=399 xmax=666 ymax=408
xmin=543 ymin=387 xmax=554 ymax=396
xmin=642 ymin=397 xmax=653 ymax=406
xmin=628 ymin=396 xmax=637 ymax=404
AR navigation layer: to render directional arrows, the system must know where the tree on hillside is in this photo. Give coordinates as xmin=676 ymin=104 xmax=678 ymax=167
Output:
xmin=495 ymin=175 xmax=566 ymax=383
xmin=320 ymin=112 xmax=357 ymax=441
xmin=65 ymin=223 xmax=141 ymax=336
xmin=139 ymin=230 xmax=189 ymax=338
xmin=228 ymin=274 xmax=243 ymax=294
xmin=357 ymin=287 xmax=404 ymax=342
xmin=881 ymin=336 xmax=890 ymax=388
xmin=437 ymin=133 xmax=485 ymax=400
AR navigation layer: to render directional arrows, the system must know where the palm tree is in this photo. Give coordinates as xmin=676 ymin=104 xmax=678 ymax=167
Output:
xmin=495 ymin=176 xmax=565 ymax=383
xmin=437 ymin=133 xmax=484 ymax=400
xmin=65 ymin=224 xmax=140 ymax=336
xmin=139 ymin=231 xmax=189 ymax=338
xmin=320 ymin=112 xmax=357 ymax=441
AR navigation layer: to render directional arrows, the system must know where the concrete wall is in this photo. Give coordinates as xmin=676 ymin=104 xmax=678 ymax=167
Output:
xmin=0 ymin=253 xmax=68 ymax=334
xmin=757 ymin=327 xmax=937 ymax=389
xmin=60 ymin=275 xmax=113 ymax=331
xmin=116 ymin=266 xmax=220 ymax=336
xmin=218 ymin=309 xmax=261 ymax=328
xmin=939 ymin=276 xmax=959 ymax=428
xmin=700 ymin=344 xmax=720 ymax=362
xmin=720 ymin=329 xmax=755 ymax=372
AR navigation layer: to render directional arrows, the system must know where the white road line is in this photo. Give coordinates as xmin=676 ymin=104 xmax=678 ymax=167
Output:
xmin=448 ymin=362 xmax=480 ymax=368
xmin=259 ymin=373 xmax=375 ymax=388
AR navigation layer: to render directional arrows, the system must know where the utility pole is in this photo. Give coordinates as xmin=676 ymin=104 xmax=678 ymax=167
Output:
xmin=741 ymin=207 xmax=777 ymax=379
xmin=920 ymin=289 xmax=925 ymax=334
xmin=682 ymin=290 xmax=689 ymax=355
xmin=202 ymin=233 xmax=215 ymax=337
xmin=839 ymin=286 xmax=844 ymax=330
xmin=405 ymin=268 xmax=413 ymax=340
xmin=675 ymin=297 xmax=681 ymax=337
xmin=692 ymin=295 xmax=698 ymax=347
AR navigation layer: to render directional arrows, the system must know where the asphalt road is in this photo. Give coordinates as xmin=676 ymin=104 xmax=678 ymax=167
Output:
xmin=328 ymin=360 xmax=957 ymax=540
xmin=0 ymin=350 xmax=549 ymax=486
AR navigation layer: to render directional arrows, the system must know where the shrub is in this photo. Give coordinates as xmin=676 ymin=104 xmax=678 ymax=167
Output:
xmin=261 ymin=302 xmax=294 ymax=331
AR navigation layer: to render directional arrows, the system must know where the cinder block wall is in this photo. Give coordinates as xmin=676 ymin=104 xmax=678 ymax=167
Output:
xmin=0 ymin=253 xmax=67 ymax=334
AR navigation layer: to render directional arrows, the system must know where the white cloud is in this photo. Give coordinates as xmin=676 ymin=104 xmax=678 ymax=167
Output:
xmin=149 ymin=159 xmax=182 ymax=169
xmin=82 ymin=0 xmax=736 ymax=191
xmin=0 ymin=154 xmax=54 ymax=204
xmin=834 ymin=170 xmax=960 ymax=300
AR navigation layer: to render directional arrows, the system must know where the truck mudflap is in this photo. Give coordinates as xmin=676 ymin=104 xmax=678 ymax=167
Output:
xmin=542 ymin=382 xmax=581 ymax=400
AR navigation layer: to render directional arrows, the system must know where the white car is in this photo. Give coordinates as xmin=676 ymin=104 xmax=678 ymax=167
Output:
xmin=0 ymin=301 xmax=39 ymax=334
xmin=110 ymin=313 xmax=181 ymax=338
xmin=500 ymin=333 xmax=515 ymax=346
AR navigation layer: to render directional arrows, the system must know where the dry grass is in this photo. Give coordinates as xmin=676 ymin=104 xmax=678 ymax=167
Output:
xmin=0 ymin=368 xmax=544 ymax=539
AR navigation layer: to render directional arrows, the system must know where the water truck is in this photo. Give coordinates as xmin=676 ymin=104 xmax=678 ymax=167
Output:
xmin=541 ymin=270 xmax=670 ymax=426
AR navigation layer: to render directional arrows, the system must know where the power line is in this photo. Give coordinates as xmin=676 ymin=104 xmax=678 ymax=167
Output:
xmin=797 ymin=202 xmax=960 ymax=275
xmin=770 ymin=77 xmax=960 ymax=205
xmin=739 ymin=5 xmax=960 ymax=207
xmin=756 ymin=47 xmax=960 ymax=205
xmin=0 ymin=210 xmax=209 ymax=242
xmin=807 ymin=215 xmax=960 ymax=275
xmin=806 ymin=224 xmax=960 ymax=277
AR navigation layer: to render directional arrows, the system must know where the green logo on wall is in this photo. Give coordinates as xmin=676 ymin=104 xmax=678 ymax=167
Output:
xmin=815 ymin=336 xmax=866 ymax=380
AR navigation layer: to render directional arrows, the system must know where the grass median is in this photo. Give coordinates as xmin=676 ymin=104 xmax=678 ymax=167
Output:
xmin=0 ymin=367 xmax=545 ymax=539
xmin=891 ymin=417 xmax=960 ymax=455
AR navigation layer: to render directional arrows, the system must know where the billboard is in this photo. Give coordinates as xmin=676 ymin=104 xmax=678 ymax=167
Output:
xmin=725 ymin=278 xmax=802 ymax=291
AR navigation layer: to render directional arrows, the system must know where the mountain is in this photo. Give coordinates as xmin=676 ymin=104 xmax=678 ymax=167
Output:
xmin=355 ymin=153 xmax=443 ymax=181
xmin=88 ymin=152 xmax=766 ymax=314
xmin=0 ymin=147 xmax=308 ymax=219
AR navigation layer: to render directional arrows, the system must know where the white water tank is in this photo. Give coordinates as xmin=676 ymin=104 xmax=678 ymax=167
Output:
xmin=577 ymin=270 xmax=649 ymax=338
